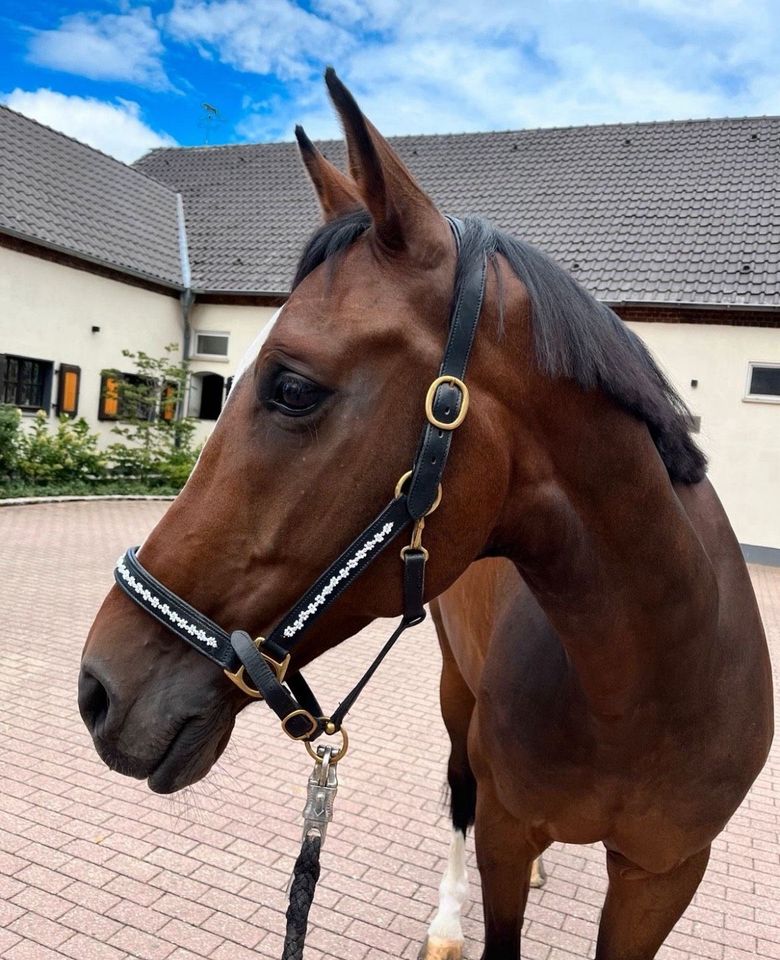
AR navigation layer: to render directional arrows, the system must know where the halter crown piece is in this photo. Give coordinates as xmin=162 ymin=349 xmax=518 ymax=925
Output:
xmin=114 ymin=218 xmax=487 ymax=744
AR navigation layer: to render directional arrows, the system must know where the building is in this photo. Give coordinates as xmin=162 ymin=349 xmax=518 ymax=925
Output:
xmin=1 ymin=106 xmax=778 ymax=556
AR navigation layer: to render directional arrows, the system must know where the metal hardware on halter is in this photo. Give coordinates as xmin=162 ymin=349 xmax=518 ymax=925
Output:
xmin=394 ymin=469 xmax=442 ymax=511
xmin=396 ymin=469 xmax=441 ymax=562
xmin=281 ymin=708 xmax=320 ymax=741
xmin=400 ymin=517 xmax=429 ymax=561
xmin=305 ymin=725 xmax=348 ymax=764
xmin=425 ymin=375 xmax=470 ymax=430
xmin=223 ymin=639 xmax=290 ymax=699
xmin=302 ymin=746 xmax=339 ymax=845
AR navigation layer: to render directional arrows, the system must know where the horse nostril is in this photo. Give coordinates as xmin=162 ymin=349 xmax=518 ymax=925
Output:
xmin=78 ymin=668 xmax=110 ymax=736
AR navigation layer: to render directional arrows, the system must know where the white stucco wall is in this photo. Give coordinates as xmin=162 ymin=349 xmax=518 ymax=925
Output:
xmin=2 ymin=246 xmax=777 ymax=549
xmin=628 ymin=321 xmax=779 ymax=550
xmin=0 ymin=247 xmax=278 ymax=448
xmin=0 ymin=245 xmax=183 ymax=441
xmin=188 ymin=302 xmax=278 ymax=441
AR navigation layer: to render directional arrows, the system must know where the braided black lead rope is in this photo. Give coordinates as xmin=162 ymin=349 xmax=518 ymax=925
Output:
xmin=282 ymin=835 xmax=322 ymax=960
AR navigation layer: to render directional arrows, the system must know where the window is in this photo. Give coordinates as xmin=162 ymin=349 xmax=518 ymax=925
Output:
xmin=189 ymin=372 xmax=225 ymax=420
xmin=194 ymin=332 xmax=229 ymax=359
xmin=99 ymin=372 xmax=157 ymax=421
xmin=745 ymin=362 xmax=780 ymax=403
xmin=57 ymin=364 xmax=81 ymax=417
xmin=0 ymin=354 xmax=53 ymax=411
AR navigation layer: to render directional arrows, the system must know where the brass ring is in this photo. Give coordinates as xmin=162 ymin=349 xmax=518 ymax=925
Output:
xmin=400 ymin=545 xmax=429 ymax=562
xmin=394 ymin=470 xmax=443 ymax=515
xmin=305 ymin=724 xmax=349 ymax=764
xmin=425 ymin=375 xmax=469 ymax=431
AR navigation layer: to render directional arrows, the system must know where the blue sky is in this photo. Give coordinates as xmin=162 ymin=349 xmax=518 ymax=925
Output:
xmin=2 ymin=1 xmax=779 ymax=163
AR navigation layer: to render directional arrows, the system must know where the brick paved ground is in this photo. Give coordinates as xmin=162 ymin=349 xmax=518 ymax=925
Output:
xmin=0 ymin=501 xmax=777 ymax=960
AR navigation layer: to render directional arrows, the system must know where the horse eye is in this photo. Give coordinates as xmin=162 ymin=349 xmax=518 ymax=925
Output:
xmin=269 ymin=371 xmax=326 ymax=416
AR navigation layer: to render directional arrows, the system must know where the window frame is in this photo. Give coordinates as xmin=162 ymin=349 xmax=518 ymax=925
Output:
xmin=0 ymin=353 xmax=54 ymax=412
xmin=192 ymin=331 xmax=230 ymax=362
xmin=744 ymin=361 xmax=780 ymax=404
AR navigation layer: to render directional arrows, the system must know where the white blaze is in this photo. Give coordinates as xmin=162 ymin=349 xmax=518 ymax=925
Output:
xmin=427 ymin=829 xmax=469 ymax=943
xmin=230 ymin=306 xmax=284 ymax=391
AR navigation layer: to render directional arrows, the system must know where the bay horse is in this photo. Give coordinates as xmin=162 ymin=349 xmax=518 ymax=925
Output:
xmin=79 ymin=70 xmax=773 ymax=959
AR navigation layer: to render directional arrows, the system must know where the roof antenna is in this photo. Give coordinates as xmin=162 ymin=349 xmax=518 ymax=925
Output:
xmin=199 ymin=103 xmax=221 ymax=145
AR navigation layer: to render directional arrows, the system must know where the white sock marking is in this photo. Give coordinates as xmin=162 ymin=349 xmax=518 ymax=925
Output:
xmin=428 ymin=829 xmax=468 ymax=942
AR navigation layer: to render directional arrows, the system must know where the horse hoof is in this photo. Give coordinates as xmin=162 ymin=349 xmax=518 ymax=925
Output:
xmin=529 ymin=856 xmax=547 ymax=889
xmin=418 ymin=936 xmax=464 ymax=960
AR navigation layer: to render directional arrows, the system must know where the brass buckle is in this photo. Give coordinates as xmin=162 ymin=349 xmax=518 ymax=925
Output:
xmin=224 ymin=638 xmax=290 ymax=699
xmin=281 ymin=709 xmax=320 ymax=741
xmin=425 ymin=375 xmax=469 ymax=431
xmin=394 ymin=470 xmax=442 ymax=514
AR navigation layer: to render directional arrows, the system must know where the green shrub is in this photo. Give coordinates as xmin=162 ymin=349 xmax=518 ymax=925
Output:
xmin=17 ymin=412 xmax=106 ymax=485
xmin=0 ymin=404 xmax=21 ymax=480
xmin=104 ymin=345 xmax=199 ymax=487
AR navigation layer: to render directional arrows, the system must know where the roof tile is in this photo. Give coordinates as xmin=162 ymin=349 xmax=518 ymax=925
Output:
xmin=0 ymin=105 xmax=182 ymax=287
xmin=137 ymin=116 xmax=780 ymax=304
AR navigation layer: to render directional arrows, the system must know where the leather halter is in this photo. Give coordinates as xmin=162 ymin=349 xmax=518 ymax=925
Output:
xmin=114 ymin=218 xmax=487 ymax=743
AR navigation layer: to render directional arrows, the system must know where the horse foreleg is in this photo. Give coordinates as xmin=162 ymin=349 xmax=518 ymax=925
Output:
xmin=595 ymin=845 xmax=711 ymax=959
xmin=474 ymin=773 xmax=543 ymax=960
xmin=420 ymin=600 xmax=476 ymax=960
xmin=421 ymin=828 xmax=470 ymax=960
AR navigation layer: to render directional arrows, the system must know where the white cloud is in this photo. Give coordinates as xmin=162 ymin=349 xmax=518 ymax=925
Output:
xmin=3 ymin=88 xmax=176 ymax=163
xmin=175 ymin=0 xmax=780 ymax=142
xmin=27 ymin=7 xmax=170 ymax=90
xmin=167 ymin=0 xmax=352 ymax=81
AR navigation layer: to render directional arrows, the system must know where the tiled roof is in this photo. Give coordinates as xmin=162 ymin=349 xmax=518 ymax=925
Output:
xmin=2 ymin=102 xmax=778 ymax=306
xmin=0 ymin=105 xmax=182 ymax=287
xmin=136 ymin=116 xmax=780 ymax=306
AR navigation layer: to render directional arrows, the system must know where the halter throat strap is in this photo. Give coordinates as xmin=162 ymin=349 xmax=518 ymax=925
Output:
xmin=114 ymin=216 xmax=486 ymax=742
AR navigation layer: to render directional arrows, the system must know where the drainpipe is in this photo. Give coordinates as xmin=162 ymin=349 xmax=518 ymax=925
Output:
xmin=176 ymin=193 xmax=194 ymax=417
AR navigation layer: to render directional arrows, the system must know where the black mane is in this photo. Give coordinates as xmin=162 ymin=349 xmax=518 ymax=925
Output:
xmin=292 ymin=212 xmax=706 ymax=485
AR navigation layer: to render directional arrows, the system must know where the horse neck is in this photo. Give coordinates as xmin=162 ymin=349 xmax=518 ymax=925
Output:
xmin=488 ymin=336 xmax=718 ymax=716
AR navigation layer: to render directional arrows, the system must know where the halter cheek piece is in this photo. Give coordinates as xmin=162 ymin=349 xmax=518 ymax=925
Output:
xmin=114 ymin=218 xmax=487 ymax=745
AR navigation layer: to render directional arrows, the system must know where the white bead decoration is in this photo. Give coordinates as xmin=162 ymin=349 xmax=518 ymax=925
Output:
xmin=116 ymin=558 xmax=218 ymax=649
xmin=283 ymin=521 xmax=395 ymax=640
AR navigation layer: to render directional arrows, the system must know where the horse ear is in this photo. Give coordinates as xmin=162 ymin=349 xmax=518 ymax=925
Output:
xmin=324 ymin=67 xmax=447 ymax=258
xmin=295 ymin=125 xmax=364 ymax=222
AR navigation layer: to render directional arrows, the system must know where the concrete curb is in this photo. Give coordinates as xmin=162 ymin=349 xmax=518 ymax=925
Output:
xmin=0 ymin=494 xmax=176 ymax=507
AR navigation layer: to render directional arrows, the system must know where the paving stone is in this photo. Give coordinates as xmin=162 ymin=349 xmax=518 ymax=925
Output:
xmin=0 ymin=501 xmax=778 ymax=959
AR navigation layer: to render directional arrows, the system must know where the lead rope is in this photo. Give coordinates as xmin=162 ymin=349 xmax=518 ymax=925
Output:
xmin=282 ymin=835 xmax=321 ymax=960
xmin=282 ymin=744 xmax=340 ymax=959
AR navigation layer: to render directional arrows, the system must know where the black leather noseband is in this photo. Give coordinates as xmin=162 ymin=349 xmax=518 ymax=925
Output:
xmin=114 ymin=218 xmax=487 ymax=743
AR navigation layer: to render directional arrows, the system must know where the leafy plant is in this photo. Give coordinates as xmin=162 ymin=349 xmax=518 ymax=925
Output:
xmin=103 ymin=345 xmax=200 ymax=486
xmin=0 ymin=404 xmax=21 ymax=480
xmin=16 ymin=412 xmax=106 ymax=485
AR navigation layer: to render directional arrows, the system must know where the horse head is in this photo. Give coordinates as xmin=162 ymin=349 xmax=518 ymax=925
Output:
xmin=78 ymin=70 xmax=512 ymax=793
